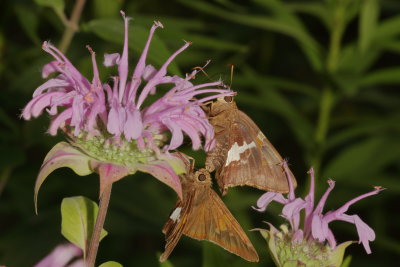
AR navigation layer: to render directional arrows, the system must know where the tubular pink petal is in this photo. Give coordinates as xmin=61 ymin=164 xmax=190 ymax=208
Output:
xmin=117 ymin=12 xmax=130 ymax=103
xmin=136 ymin=22 xmax=165 ymax=73
xmin=142 ymin=65 xmax=157 ymax=81
xmin=48 ymin=108 xmax=73 ymax=135
xmin=104 ymin=53 xmax=121 ymax=67
xmin=331 ymin=186 xmax=384 ymax=216
xmin=31 ymin=92 xmax=66 ymax=118
xmin=22 ymin=92 xmax=64 ymax=120
xmin=164 ymin=120 xmax=184 ymax=150
xmin=314 ymin=179 xmax=335 ymax=215
xmin=42 ymin=61 xmax=61 ymax=78
xmin=32 ymin=78 xmax=70 ymax=97
xmin=128 ymin=21 xmax=163 ymax=103
xmin=137 ymin=41 xmax=191 ymax=108
xmin=124 ymin=108 xmax=143 ymax=140
xmin=253 ymin=192 xmax=287 ymax=212
xmin=107 ymin=107 xmax=121 ymax=135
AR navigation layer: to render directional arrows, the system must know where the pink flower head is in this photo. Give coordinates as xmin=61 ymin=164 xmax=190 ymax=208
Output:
xmin=22 ymin=11 xmax=233 ymax=152
xmin=34 ymin=243 xmax=84 ymax=267
xmin=254 ymin=161 xmax=384 ymax=254
xmin=24 ymin=11 xmax=234 ymax=206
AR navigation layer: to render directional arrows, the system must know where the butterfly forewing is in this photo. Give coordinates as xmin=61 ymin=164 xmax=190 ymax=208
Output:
xmin=183 ymin=186 xmax=259 ymax=262
xmin=206 ymin=98 xmax=296 ymax=195
xmin=160 ymin=193 xmax=194 ymax=262
xmin=160 ymin=168 xmax=259 ymax=262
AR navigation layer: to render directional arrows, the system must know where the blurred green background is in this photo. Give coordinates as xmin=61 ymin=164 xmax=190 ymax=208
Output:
xmin=1 ymin=0 xmax=399 ymax=266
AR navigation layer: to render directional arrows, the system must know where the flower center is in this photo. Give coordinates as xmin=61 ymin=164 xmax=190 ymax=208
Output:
xmin=73 ymin=133 xmax=164 ymax=165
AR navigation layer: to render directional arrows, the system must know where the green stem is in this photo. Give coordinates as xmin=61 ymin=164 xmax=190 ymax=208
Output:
xmin=86 ymin=184 xmax=112 ymax=267
xmin=312 ymin=4 xmax=346 ymax=173
xmin=58 ymin=0 xmax=87 ymax=53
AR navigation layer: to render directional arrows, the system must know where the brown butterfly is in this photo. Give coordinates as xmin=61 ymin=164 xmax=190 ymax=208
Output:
xmin=160 ymin=156 xmax=259 ymax=262
xmin=204 ymin=96 xmax=296 ymax=195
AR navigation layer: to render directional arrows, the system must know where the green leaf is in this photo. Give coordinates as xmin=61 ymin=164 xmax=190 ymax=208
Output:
xmin=61 ymin=196 xmax=108 ymax=256
xmin=92 ymin=0 xmax=122 ymax=18
xmin=287 ymin=2 xmax=330 ymax=29
xmin=360 ymin=67 xmax=400 ymax=86
xmin=14 ymin=4 xmax=40 ymax=44
xmin=34 ymin=0 xmax=64 ymax=14
xmin=341 ymin=255 xmax=352 ymax=267
xmin=329 ymin=241 xmax=353 ymax=267
xmin=99 ymin=261 xmax=123 ymax=267
xmin=34 ymin=142 xmax=93 ymax=213
xmin=374 ymin=15 xmax=400 ymax=41
xmin=84 ymin=19 xmax=181 ymax=75
xmin=178 ymin=0 xmax=322 ymax=71
xmin=322 ymin=137 xmax=387 ymax=180
xmin=359 ymin=0 xmax=379 ymax=53
xmin=157 ymin=253 xmax=175 ymax=267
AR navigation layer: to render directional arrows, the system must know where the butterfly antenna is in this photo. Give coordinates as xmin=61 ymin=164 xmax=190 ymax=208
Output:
xmin=192 ymin=65 xmax=211 ymax=80
xmin=228 ymin=63 xmax=235 ymax=88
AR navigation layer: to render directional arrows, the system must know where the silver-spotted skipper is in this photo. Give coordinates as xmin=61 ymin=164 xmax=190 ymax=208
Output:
xmin=204 ymin=96 xmax=296 ymax=195
xmin=160 ymin=156 xmax=259 ymax=262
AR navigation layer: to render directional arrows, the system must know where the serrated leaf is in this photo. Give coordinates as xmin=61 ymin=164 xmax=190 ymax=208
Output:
xmin=61 ymin=196 xmax=108 ymax=256
xmin=359 ymin=0 xmax=379 ymax=53
xmin=84 ymin=19 xmax=181 ymax=75
xmin=99 ymin=261 xmax=123 ymax=267
xmin=34 ymin=142 xmax=93 ymax=213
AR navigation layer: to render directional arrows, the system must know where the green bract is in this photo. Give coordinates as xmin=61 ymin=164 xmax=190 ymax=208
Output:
xmin=258 ymin=224 xmax=353 ymax=267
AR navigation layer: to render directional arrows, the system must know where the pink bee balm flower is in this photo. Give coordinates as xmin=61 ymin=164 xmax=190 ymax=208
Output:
xmin=34 ymin=243 xmax=84 ymax=267
xmin=22 ymin=11 xmax=233 ymax=210
xmin=253 ymin=162 xmax=384 ymax=266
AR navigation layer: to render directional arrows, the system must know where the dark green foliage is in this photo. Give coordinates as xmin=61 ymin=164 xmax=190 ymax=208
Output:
xmin=0 ymin=0 xmax=399 ymax=266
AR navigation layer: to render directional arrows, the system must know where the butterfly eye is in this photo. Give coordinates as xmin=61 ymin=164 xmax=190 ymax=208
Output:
xmin=224 ymin=96 xmax=233 ymax=103
xmin=197 ymin=173 xmax=206 ymax=181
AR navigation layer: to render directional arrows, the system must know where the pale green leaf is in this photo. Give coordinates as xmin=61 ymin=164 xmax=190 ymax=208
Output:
xmin=99 ymin=261 xmax=123 ymax=267
xmin=329 ymin=241 xmax=353 ymax=267
xmin=61 ymin=196 xmax=108 ymax=256
xmin=34 ymin=142 xmax=93 ymax=213
xmin=341 ymin=255 xmax=352 ymax=267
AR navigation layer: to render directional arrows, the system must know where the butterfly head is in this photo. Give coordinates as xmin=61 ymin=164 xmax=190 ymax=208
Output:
xmin=205 ymin=95 xmax=237 ymax=116
xmin=193 ymin=168 xmax=212 ymax=185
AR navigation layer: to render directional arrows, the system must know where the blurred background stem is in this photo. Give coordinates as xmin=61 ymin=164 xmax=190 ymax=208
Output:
xmin=58 ymin=0 xmax=87 ymax=53
xmin=312 ymin=3 xmax=345 ymax=174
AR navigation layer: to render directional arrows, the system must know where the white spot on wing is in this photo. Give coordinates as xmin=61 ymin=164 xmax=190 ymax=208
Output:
xmin=225 ymin=141 xmax=256 ymax=166
xmin=170 ymin=207 xmax=182 ymax=222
